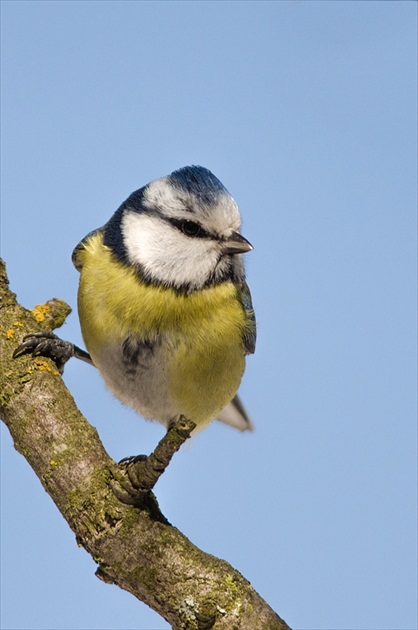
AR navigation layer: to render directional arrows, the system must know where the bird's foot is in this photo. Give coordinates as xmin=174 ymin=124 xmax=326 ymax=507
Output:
xmin=118 ymin=454 xmax=149 ymax=493
xmin=13 ymin=331 xmax=75 ymax=374
xmin=111 ymin=455 xmax=169 ymax=523
xmin=111 ymin=416 xmax=196 ymax=514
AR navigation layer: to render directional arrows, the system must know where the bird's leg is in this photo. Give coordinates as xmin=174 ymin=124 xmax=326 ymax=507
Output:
xmin=13 ymin=331 xmax=93 ymax=374
xmin=112 ymin=416 xmax=196 ymax=509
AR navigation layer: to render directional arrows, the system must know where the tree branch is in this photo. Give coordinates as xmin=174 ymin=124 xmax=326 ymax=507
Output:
xmin=0 ymin=258 xmax=291 ymax=630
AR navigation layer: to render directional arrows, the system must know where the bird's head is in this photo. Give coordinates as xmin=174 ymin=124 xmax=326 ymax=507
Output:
xmin=104 ymin=165 xmax=253 ymax=292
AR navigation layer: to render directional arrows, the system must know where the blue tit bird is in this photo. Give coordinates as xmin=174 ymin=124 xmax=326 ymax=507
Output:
xmin=16 ymin=166 xmax=256 ymax=434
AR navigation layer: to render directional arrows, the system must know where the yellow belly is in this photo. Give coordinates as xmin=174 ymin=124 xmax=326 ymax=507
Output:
xmin=166 ymin=326 xmax=245 ymax=426
xmin=76 ymin=235 xmax=246 ymax=426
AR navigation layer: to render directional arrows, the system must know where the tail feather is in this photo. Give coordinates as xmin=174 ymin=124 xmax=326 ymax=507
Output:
xmin=215 ymin=395 xmax=254 ymax=432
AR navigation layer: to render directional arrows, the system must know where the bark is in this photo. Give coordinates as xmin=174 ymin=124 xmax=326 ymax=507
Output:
xmin=0 ymin=258 xmax=291 ymax=630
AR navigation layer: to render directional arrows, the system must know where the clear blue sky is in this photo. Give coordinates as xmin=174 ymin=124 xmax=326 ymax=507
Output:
xmin=1 ymin=2 xmax=416 ymax=629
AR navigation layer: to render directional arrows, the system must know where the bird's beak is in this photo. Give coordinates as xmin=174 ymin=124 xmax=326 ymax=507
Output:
xmin=221 ymin=232 xmax=253 ymax=255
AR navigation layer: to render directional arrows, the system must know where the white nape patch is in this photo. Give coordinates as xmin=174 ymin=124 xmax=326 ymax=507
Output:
xmin=143 ymin=179 xmax=188 ymax=217
xmin=143 ymin=177 xmax=242 ymax=235
xmin=121 ymin=211 xmax=224 ymax=289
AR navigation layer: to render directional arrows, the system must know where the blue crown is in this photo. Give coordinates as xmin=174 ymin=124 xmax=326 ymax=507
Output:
xmin=168 ymin=165 xmax=228 ymax=203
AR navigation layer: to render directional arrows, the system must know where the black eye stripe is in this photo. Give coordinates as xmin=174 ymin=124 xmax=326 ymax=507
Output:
xmin=169 ymin=218 xmax=210 ymax=239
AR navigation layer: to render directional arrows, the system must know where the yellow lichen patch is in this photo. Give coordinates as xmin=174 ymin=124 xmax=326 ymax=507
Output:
xmin=50 ymin=460 xmax=58 ymax=467
xmin=34 ymin=357 xmax=60 ymax=376
xmin=5 ymin=321 xmax=25 ymax=338
xmin=31 ymin=303 xmax=51 ymax=323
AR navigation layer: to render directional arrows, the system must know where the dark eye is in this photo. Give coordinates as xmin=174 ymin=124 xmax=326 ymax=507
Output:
xmin=180 ymin=220 xmax=201 ymax=237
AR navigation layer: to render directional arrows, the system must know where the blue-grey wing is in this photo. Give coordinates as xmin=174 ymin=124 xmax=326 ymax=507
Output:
xmin=214 ymin=284 xmax=256 ymax=431
xmin=240 ymin=281 xmax=256 ymax=355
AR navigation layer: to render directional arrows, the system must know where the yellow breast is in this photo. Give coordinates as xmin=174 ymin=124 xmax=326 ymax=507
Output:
xmin=76 ymin=233 xmax=247 ymax=425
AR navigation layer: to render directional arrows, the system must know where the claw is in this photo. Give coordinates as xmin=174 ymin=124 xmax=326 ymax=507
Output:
xmin=12 ymin=339 xmax=37 ymax=359
xmin=109 ymin=477 xmax=170 ymax=524
xmin=13 ymin=333 xmax=47 ymax=357
xmin=110 ymin=479 xmax=142 ymax=507
xmin=13 ymin=331 xmax=75 ymax=374
xmin=118 ymin=454 xmax=149 ymax=491
xmin=118 ymin=454 xmax=148 ymax=467
xmin=111 ymin=454 xmax=152 ymax=506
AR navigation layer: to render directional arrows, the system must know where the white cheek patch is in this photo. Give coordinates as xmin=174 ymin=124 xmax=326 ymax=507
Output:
xmin=121 ymin=211 xmax=220 ymax=289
